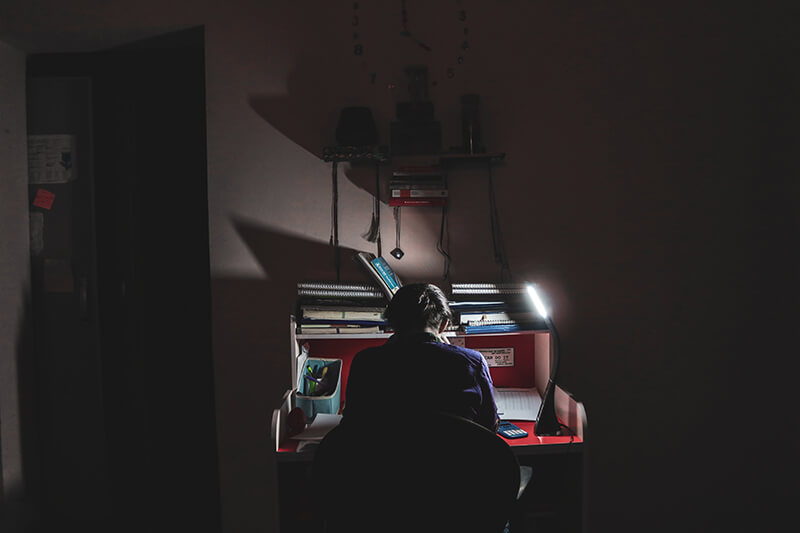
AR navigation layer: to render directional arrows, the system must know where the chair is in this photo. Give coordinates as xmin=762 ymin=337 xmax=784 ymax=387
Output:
xmin=312 ymin=411 xmax=521 ymax=533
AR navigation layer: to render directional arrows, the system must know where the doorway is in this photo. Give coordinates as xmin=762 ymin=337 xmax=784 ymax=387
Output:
xmin=26 ymin=27 xmax=220 ymax=533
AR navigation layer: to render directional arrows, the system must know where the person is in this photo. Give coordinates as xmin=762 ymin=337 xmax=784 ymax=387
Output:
xmin=342 ymin=283 xmax=499 ymax=432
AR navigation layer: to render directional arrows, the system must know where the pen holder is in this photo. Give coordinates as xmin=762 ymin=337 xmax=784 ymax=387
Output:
xmin=295 ymin=358 xmax=342 ymax=419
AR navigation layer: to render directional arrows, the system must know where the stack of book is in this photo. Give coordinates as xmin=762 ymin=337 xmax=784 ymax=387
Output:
xmin=447 ymin=283 xmax=545 ymax=334
xmin=296 ymin=282 xmax=388 ymax=335
xmin=389 ymin=165 xmax=448 ymax=207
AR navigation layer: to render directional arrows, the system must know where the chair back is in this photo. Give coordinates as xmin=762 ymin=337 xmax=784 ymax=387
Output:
xmin=312 ymin=411 xmax=520 ymax=533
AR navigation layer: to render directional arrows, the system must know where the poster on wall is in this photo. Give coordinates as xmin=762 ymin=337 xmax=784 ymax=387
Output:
xmin=28 ymin=134 xmax=76 ymax=184
xmin=477 ymin=347 xmax=515 ymax=367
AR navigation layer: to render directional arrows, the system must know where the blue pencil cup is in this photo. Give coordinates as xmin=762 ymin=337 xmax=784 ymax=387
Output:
xmin=295 ymin=358 xmax=342 ymax=419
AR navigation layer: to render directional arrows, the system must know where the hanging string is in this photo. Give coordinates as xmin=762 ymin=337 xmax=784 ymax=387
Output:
xmin=437 ymin=167 xmax=451 ymax=280
xmin=393 ymin=206 xmax=401 ymax=251
xmin=330 ymin=161 xmax=341 ymax=281
xmin=375 ymin=164 xmax=382 ymax=257
xmin=361 ymin=164 xmax=382 ymax=252
xmin=487 ymin=161 xmax=509 ymax=280
xmin=437 ymin=204 xmax=451 ymax=280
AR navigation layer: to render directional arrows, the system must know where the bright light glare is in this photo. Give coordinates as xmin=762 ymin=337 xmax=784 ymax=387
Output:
xmin=525 ymin=283 xmax=548 ymax=319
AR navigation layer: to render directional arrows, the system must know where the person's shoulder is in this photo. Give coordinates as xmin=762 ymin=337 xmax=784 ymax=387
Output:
xmin=438 ymin=343 xmax=485 ymax=367
xmin=351 ymin=344 xmax=389 ymax=365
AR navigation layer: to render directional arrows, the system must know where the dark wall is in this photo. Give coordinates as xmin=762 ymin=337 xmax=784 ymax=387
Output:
xmin=1 ymin=2 xmax=798 ymax=532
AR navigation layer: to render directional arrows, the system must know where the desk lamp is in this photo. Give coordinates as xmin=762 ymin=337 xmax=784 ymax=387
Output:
xmin=525 ymin=283 xmax=562 ymax=436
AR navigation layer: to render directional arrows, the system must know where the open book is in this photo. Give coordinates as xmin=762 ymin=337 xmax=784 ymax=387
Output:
xmin=354 ymin=252 xmax=402 ymax=300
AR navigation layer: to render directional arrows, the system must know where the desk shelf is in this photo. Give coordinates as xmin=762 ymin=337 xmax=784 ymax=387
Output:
xmin=280 ymin=318 xmax=585 ymax=447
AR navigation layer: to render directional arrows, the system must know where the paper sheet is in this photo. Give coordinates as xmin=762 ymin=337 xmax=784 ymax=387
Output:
xmin=296 ymin=344 xmax=309 ymax=390
xmin=495 ymin=388 xmax=541 ymax=421
xmin=28 ymin=134 xmax=76 ymax=183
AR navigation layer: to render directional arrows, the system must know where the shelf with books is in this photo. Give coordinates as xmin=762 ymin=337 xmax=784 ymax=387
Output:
xmin=447 ymin=282 xmax=544 ymax=334
xmin=295 ymin=280 xmax=391 ymax=336
xmin=389 ymin=164 xmax=447 ymax=208
xmin=439 ymin=152 xmax=506 ymax=164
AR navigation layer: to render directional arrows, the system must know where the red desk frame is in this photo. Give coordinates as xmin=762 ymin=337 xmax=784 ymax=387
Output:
xmin=271 ymin=318 xmax=588 ymax=531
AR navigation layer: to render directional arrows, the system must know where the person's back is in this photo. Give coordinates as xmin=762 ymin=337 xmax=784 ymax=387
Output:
xmin=342 ymin=283 xmax=499 ymax=432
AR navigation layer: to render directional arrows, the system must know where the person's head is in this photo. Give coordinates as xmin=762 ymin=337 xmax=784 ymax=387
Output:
xmin=384 ymin=283 xmax=453 ymax=334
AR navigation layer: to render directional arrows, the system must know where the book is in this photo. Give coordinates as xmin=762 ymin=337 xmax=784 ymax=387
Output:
xmin=448 ymin=300 xmax=509 ymax=311
xmin=388 ymin=181 xmax=447 ymax=189
xmin=463 ymin=323 xmax=525 ymax=334
xmin=299 ymin=325 xmax=382 ymax=335
xmin=300 ymin=305 xmax=386 ymax=321
xmin=458 ymin=310 xmax=533 ymax=325
xmin=450 ymin=282 xmax=528 ymax=296
xmin=354 ymin=252 xmax=402 ymax=300
xmin=297 ymin=296 xmax=390 ymax=309
xmin=392 ymin=189 xmax=447 ymax=198
xmin=297 ymin=287 xmax=385 ymax=299
xmin=389 ymin=198 xmax=447 ymax=207
xmin=495 ymin=388 xmax=542 ymax=421
xmin=300 ymin=318 xmax=387 ymax=326
xmin=298 ymin=281 xmax=384 ymax=292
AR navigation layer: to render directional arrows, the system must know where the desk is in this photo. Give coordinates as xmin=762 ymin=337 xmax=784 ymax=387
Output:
xmin=271 ymin=320 xmax=588 ymax=532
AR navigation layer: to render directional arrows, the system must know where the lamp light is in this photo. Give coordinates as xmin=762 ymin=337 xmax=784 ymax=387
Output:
xmin=525 ymin=283 xmax=562 ymax=436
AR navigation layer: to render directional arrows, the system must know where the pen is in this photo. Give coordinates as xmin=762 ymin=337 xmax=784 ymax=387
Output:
xmin=305 ymin=365 xmax=317 ymax=394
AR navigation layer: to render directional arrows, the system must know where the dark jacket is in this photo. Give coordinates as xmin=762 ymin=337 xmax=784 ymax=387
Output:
xmin=342 ymin=331 xmax=499 ymax=432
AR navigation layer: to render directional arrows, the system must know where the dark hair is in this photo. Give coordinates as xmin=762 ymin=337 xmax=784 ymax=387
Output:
xmin=384 ymin=283 xmax=453 ymax=333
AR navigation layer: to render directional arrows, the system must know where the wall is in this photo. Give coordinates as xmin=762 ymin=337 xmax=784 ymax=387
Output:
xmin=0 ymin=38 xmax=32 ymax=527
xmin=1 ymin=2 xmax=798 ymax=532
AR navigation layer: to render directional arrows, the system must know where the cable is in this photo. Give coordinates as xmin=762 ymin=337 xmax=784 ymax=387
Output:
xmin=375 ymin=163 xmax=382 ymax=258
xmin=436 ymin=168 xmax=451 ymax=280
xmin=437 ymin=204 xmax=451 ymax=280
xmin=394 ymin=206 xmax=401 ymax=251
xmin=330 ymin=161 xmax=340 ymax=281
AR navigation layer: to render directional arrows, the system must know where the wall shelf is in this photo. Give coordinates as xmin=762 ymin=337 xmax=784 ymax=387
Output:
xmin=439 ymin=152 xmax=506 ymax=164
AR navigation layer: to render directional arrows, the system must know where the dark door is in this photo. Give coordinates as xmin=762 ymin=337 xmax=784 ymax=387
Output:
xmin=26 ymin=27 xmax=220 ymax=533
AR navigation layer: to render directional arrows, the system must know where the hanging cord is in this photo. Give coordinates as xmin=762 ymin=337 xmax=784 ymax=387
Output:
xmin=361 ymin=163 xmax=382 ymax=254
xmin=437 ymin=204 xmax=451 ymax=280
xmin=375 ymin=164 xmax=382 ymax=257
xmin=436 ymin=170 xmax=451 ymax=280
xmin=393 ymin=206 xmax=401 ymax=251
xmin=487 ymin=161 xmax=509 ymax=280
xmin=330 ymin=161 xmax=341 ymax=281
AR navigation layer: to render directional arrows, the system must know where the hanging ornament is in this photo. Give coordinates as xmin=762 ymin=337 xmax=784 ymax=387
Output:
xmin=347 ymin=1 xmax=474 ymax=87
xmin=390 ymin=207 xmax=405 ymax=259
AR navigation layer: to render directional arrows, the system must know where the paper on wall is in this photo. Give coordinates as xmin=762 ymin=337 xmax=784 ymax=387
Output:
xmin=28 ymin=134 xmax=76 ymax=184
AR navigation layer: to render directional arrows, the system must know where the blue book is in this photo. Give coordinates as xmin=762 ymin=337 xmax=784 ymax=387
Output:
xmin=371 ymin=257 xmax=400 ymax=292
xmin=463 ymin=323 xmax=524 ymax=334
xmin=355 ymin=252 xmax=402 ymax=300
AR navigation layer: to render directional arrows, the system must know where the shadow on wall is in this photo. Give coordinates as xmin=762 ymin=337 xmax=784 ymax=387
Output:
xmin=210 ymin=219 xmax=388 ymax=532
xmin=213 ymin=215 xmax=379 ymax=418
xmin=232 ymin=215 xmax=375 ymax=285
xmin=248 ymin=47 xmax=401 ymax=204
xmin=216 ymin=216 xmax=379 ymax=411
xmin=248 ymin=91 xmax=390 ymax=203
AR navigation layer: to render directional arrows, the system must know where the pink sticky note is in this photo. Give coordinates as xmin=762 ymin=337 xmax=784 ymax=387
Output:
xmin=33 ymin=189 xmax=55 ymax=210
